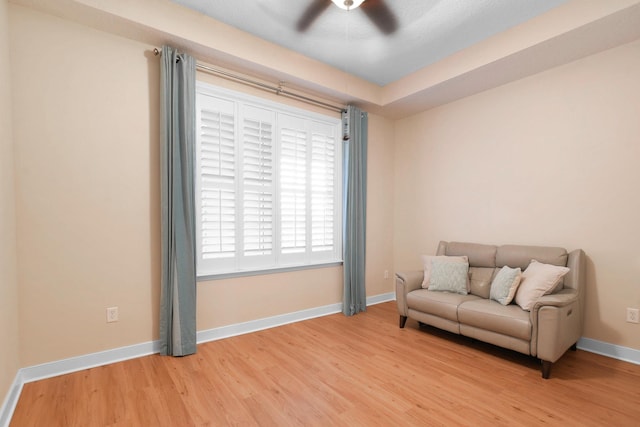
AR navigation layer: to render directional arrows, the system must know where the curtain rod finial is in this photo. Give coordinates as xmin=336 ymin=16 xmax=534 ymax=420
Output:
xmin=154 ymin=48 xmax=160 ymax=56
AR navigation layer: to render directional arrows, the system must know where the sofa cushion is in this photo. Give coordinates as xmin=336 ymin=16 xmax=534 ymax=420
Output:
xmin=515 ymin=260 xmax=570 ymax=311
xmin=420 ymin=255 xmax=468 ymax=289
xmin=445 ymin=242 xmax=497 ymax=268
xmin=468 ymin=267 xmax=495 ymax=299
xmin=490 ymin=266 xmax=522 ymax=305
xmin=496 ymin=245 xmax=567 ymax=270
xmin=458 ymin=299 xmax=532 ymax=341
xmin=428 ymin=259 xmax=469 ymax=295
xmin=407 ymin=289 xmax=480 ymax=322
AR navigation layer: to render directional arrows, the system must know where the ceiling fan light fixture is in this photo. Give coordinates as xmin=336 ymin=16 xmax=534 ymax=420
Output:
xmin=331 ymin=0 xmax=365 ymax=11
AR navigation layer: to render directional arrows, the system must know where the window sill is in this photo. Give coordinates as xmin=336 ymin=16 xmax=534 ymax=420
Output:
xmin=197 ymin=261 xmax=343 ymax=282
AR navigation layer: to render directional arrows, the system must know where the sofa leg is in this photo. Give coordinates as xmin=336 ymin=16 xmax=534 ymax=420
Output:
xmin=541 ymin=360 xmax=552 ymax=379
xmin=399 ymin=315 xmax=407 ymax=328
xmin=570 ymin=343 xmax=577 ymax=351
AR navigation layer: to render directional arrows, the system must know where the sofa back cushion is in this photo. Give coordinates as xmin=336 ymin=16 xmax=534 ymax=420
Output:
xmin=468 ymin=267 xmax=496 ymax=298
xmin=442 ymin=242 xmax=497 ymax=268
xmin=496 ymin=245 xmax=568 ymax=270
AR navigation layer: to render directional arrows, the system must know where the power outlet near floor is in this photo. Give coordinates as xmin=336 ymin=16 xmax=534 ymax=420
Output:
xmin=106 ymin=306 xmax=119 ymax=323
xmin=626 ymin=308 xmax=639 ymax=324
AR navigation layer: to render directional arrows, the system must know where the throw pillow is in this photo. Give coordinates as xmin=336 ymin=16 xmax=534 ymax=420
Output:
xmin=515 ymin=260 xmax=570 ymax=311
xmin=421 ymin=255 xmax=468 ymax=288
xmin=490 ymin=266 xmax=522 ymax=305
xmin=428 ymin=258 xmax=470 ymax=295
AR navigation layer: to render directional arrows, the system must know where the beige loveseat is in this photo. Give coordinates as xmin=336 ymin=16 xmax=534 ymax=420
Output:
xmin=396 ymin=241 xmax=585 ymax=378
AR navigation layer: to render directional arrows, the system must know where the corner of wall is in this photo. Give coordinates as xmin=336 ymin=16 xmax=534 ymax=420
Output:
xmin=0 ymin=0 xmax=22 ymax=418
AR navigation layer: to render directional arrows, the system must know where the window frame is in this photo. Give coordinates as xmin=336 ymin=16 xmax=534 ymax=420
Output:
xmin=195 ymin=81 xmax=344 ymax=279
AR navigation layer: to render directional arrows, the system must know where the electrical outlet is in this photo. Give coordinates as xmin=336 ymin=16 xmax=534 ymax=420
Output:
xmin=384 ymin=270 xmax=389 ymax=279
xmin=626 ymin=308 xmax=639 ymax=324
xmin=106 ymin=307 xmax=119 ymax=323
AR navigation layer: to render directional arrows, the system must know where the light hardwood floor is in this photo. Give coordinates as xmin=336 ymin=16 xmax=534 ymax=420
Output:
xmin=10 ymin=302 xmax=640 ymax=426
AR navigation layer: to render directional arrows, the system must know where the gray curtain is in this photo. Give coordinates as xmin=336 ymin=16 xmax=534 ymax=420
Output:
xmin=159 ymin=45 xmax=197 ymax=356
xmin=342 ymin=105 xmax=368 ymax=316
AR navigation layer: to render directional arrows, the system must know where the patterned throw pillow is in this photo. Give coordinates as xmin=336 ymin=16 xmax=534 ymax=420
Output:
xmin=489 ymin=266 xmax=522 ymax=305
xmin=421 ymin=255 xmax=468 ymax=289
xmin=428 ymin=259 xmax=470 ymax=295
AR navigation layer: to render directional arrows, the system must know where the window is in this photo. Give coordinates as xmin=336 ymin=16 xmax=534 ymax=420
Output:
xmin=195 ymin=82 xmax=343 ymax=277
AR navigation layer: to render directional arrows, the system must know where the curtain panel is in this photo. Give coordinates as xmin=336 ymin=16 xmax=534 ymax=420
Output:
xmin=159 ymin=45 xmax=197 ymax=356
xmin=342 ymin=105 xmax=368 ymax=316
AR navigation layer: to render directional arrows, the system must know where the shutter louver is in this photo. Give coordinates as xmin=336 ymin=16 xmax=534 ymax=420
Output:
xmin=280 ymin=127 xmax=307 ymax=254
xmin=311 ymin=131 xmax=336 ymax=252
xmin=199 ymin=106 xmax=236 ymax=260
xmin=243 ymin=116 xmax=274 ymax=257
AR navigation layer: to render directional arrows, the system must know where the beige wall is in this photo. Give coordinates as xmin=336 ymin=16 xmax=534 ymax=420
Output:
xmin=11 ymin=5 xmax=161 ymax=366
xmin=10 ymin=5 xmax=395 ymax=367
xmin=394 ymin=39 xmax=640 ymax=349
xmin=0 ymin=0 xmax=20 ymax=404
xmin=365 ymin=113 xmax=395 ymax=296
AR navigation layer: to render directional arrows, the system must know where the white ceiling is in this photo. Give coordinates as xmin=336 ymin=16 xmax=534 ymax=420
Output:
xmin=171 ymin=0 xmax=567 ymax=86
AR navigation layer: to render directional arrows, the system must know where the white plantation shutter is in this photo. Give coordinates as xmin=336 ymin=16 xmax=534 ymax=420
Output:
xmin=196 ymin=83 xmax=342 ymax=276
xmin=196 ymin=94 xmax=237 ymax=274
xmin=279 ymin=115 xmax=308 ymax=259
xmin=241 ymin=105 xmax=275 ymax=267
xmin=310 ymin=123 xmax=337 ymax=256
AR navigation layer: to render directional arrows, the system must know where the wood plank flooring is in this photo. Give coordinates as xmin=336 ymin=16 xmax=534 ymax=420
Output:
xmin=10 ymin=302 xmax=640 ymax=426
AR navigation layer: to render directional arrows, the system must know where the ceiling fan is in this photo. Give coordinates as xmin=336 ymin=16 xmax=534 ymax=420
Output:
xmin=297 ymin=0 xmax=398 ymax=34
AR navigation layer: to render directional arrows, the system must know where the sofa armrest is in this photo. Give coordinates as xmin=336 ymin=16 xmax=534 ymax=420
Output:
xmin=532 ymin=289 xmax=579 ymax=310
xmin=530 ymin=289 xmax=582 ymax=362
xmin=395 ymin=270 xmax=423 ymax=317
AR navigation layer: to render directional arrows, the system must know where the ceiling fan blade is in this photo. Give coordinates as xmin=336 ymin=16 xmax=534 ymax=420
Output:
xmin=361 ymin=0 xmax=398 ymax=34
xmin=297 ymin=0 xmax=331 ymax=32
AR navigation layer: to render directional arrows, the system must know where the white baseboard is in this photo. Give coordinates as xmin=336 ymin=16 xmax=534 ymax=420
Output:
xmin=366 ymin=292 xmax=395 ymax=306
xmin=0 ymin=372 xmax=23 ymax=427
xmin=196 ymin=292 xmax=395 ymax=344
xmin=578 ymin=337 xmax=640 ymax=365
xmin=0 ymin=293 xmax=395 ymax=426
xmin=20 ymin=341 xmax=160 ymax=385
xmin=196 ymin=301 xmax=343 ymax=344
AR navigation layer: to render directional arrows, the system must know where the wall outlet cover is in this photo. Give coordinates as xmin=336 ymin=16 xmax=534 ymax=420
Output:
xmin=106 ymin=307 xmax=119 ymax=323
